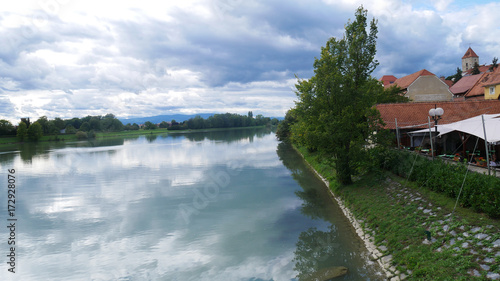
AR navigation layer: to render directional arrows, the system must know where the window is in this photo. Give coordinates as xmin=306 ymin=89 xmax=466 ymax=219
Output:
xmin=490 ymin=87 xmax=495 ymax=95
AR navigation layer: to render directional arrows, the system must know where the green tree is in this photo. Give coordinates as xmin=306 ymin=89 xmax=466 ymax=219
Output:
xmin=27 ymin=122 xmax=43 ymax=141
xmin=489 ymin=57 xmax=498 ymax=72
xmin=452 ymin=67 xmax=462 ymax=84
xmin=89 ymin=117 xmax=101 ymax=131
xmin=376 ymin=84 xmax=409 ymax=103
xmin=0 ymin=120 xmax=16 ymax=136
xmin=52 ymin=118 xmax=65 ymax=130
xmin=471 ymin=62 xmax=480 ymax=75
xmin=290 ymin=6 xmax=382 ymax=185
xmin=144 ymin=121 xmax=157 ymax=130
xmin=80 ymin=122 xmax=91 ymax=132
xmin=276 ymin=109 xmax=297 ymax=141
xmin=159 ymin=121 xmax=169 ymax=128
xmin=16 ymin=121 xmax=28 ymax=141
xmin=65 ymin=124 xmax=77 ymax=134
xmin=36 ymin=116 xmax=50 ymax=134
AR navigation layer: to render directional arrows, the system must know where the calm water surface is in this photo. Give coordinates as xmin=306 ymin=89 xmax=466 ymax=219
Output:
xmin=0 ymin=128 xmax=383 ymax=280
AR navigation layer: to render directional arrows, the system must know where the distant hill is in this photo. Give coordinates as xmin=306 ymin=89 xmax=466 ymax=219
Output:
xmin=118 ymin=114 xmax=216 ymax=125
xmin=118 ymin=113 xmax=284 ymax=125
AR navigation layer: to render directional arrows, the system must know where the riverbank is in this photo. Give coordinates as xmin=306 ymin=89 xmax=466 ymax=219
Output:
xmin=0 ymin=126 xmax=268 ymax=147
xmin=294 ymin=145 xmax=500 ymax=280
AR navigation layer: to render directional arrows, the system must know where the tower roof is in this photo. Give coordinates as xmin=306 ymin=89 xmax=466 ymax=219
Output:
xmin=462 ymin=47 xmax=478 ymax=59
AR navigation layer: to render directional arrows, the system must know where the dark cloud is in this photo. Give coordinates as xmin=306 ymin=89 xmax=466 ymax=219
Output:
xmin=1 ymin=1 xmax=500 ymax=122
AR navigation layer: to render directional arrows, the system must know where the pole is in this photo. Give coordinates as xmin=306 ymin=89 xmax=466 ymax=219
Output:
xmin=428 ymin=116 xmax=434 ymax=160
xmin=395 ymin=118 xmax=400 ymax=149
xmin=482 ymin=115 xmax=490 ymax=175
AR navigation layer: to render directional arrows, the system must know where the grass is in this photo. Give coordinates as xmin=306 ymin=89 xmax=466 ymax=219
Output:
xmin=295 ymin=144 xmax=500 ymax=280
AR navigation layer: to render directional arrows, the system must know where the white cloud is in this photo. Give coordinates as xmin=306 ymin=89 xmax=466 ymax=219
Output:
xmin=1 ymin=0 xmax=500 ymax=122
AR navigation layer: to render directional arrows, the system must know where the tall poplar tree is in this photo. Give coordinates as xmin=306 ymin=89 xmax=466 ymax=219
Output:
xmin=291 ymin=6 xmax=383 ymax=184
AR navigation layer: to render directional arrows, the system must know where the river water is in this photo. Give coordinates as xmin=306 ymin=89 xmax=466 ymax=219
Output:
xmin=0 ymin=128 xmax=383 ymax=280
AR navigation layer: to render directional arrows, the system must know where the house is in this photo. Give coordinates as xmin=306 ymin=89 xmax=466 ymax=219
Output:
xmin=379 ymin=75 xmax=397 ymax=86
xmin=482 ymin=69 xmax=500 ymax=100
xmin=375 ymin=100 xmax=500 ymax=148
xmin=462 ymin=66 xmax=500 ymax=100
xmin=387 ymin=69 xmax=453 ymax=102
xmin=449 ymin=74 xmax=483 ymax=99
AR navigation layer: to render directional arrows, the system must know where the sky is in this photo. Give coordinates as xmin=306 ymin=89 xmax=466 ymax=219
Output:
xmin=1 ymin=0 xmax=500 ymax=123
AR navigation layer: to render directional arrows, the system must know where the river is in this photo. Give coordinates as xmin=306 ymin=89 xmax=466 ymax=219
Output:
xmin=0 ymin=128 xmax=383 ymax=280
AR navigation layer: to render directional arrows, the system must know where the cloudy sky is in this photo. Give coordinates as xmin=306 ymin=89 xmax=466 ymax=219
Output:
xmin=1 ymin=0 xmax=500 ymax=123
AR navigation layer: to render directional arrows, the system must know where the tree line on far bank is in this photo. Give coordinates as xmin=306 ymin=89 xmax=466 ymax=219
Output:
xmin=0 ymin=111 xmax=277 ymax=142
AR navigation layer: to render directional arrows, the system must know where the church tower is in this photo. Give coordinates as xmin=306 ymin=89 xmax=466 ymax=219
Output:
xmin=462 ymin=47 xmax=479 ymax=71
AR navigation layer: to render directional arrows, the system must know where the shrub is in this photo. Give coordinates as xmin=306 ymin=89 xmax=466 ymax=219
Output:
xmin=75 ymin=131 xmax=88 ymax=140
xmin=369 ymin=147 xmax=500 ymax=218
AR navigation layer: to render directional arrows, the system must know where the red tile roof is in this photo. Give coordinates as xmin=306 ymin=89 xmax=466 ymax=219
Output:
xmin=465 ymin=67 xmax=500 ymax=98
xmin=463 ymin=64 xmax=491 ymax=76
xmin=376 ymin=100 xmax=500 ymax=129
xmin=449 ymin=74 xmax=482 ymax=95
xmin=390 ymin=69 xmax=435 ymax=89
xmin=462 ymin=47 xmax=479 ymax=59
xmin=482 ymin=69 xmax=500 ymax=87
xmin=440 ymin=78 xmax=454 ymax=87
xmin=379 ymin=75 xmax=397 ymax=86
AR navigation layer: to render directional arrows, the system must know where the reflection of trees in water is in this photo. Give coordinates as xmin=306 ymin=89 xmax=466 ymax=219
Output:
xmin=181 ymin=127 xmax=273 ymax=143
xmin=276 ymin=142 xmax=330 ymax=221
xmin=13 ymin=138 xmax=125 ymax=164
xmin=145 ymin=134 xmax=158 ymax=143
xmin=293 ymin=225 xmax=342 ymax=281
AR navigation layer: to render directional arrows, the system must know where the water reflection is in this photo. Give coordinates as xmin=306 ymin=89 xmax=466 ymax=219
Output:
xmin=0 ymin=128 xmax=381 ymax=281
xmin=276 ymin=142 xmax=383 ymax=280
xmin=293 ymin=225 xmax=341 ymax=280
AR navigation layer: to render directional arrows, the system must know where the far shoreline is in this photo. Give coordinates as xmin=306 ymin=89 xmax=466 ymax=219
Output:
xmin=0 ymin=125 xmax=269 ymax=148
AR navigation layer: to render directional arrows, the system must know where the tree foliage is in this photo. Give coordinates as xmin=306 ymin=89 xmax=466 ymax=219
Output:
xmin=168 ymin=113 xmax=272 ymax=131
xmin=27 ymin=122 xmax=43 ymax=141
xmin=16 ymin=122 xmax=28 ymax=141
xmin=0 ymin=120 xmax=16 ymax=136
xmin=376 ymin=84 xmax=409 ymax=104
xmin=471 ymin=62 xmax=481 ymax=75
xmin=489 ymin=57 xmax=498 ymax=72
xmin=286 ymin=6 xmax=383 ymax=185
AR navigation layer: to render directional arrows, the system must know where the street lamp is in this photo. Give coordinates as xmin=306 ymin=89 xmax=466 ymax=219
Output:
xmin=429 ymin=106 xmax=444 ymax=156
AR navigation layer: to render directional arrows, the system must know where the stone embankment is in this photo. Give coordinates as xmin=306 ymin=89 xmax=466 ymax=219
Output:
xmin=307 ymin=163 xmax=500 ymax=280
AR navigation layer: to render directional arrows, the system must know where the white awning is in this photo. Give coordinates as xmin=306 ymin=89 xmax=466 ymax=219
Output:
xmin=408 ymin=114 xmax=500 ymax=145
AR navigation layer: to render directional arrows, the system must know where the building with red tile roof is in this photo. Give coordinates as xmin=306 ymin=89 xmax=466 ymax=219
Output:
xmin=449 ymin=74 xmax=483 ymax=97
xmin=390 ymin=69 xmax=434 ymax=89
xmin=379 ymin=75 xmax=397 ymax=86
xmin=461 ymin=67 xmax=500 ymax=100
xmin=440 ymin=77 xmax=454 ymax=87
xmin=387 ymin=69 xmax=453 ymax=102
xmin=376 ymin=100 xmax=500 ymax=130
xmin=462 ymin=64 xmax=492 ymax=76
xmin=462 ymin=47 xmax=479 ymax=72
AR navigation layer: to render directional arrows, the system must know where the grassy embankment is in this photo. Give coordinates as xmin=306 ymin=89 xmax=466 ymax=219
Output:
xmin=0 ymin=126 xmax=267 ymax=146
xmin=295 ymin=145 xmax=500 ymax=281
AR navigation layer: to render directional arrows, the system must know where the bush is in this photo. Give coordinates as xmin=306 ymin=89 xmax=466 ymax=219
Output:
xmin=370 ymin=147 xmax=500 ymax=218
xmin=75 ymin=131 xmax=88 ymax=140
